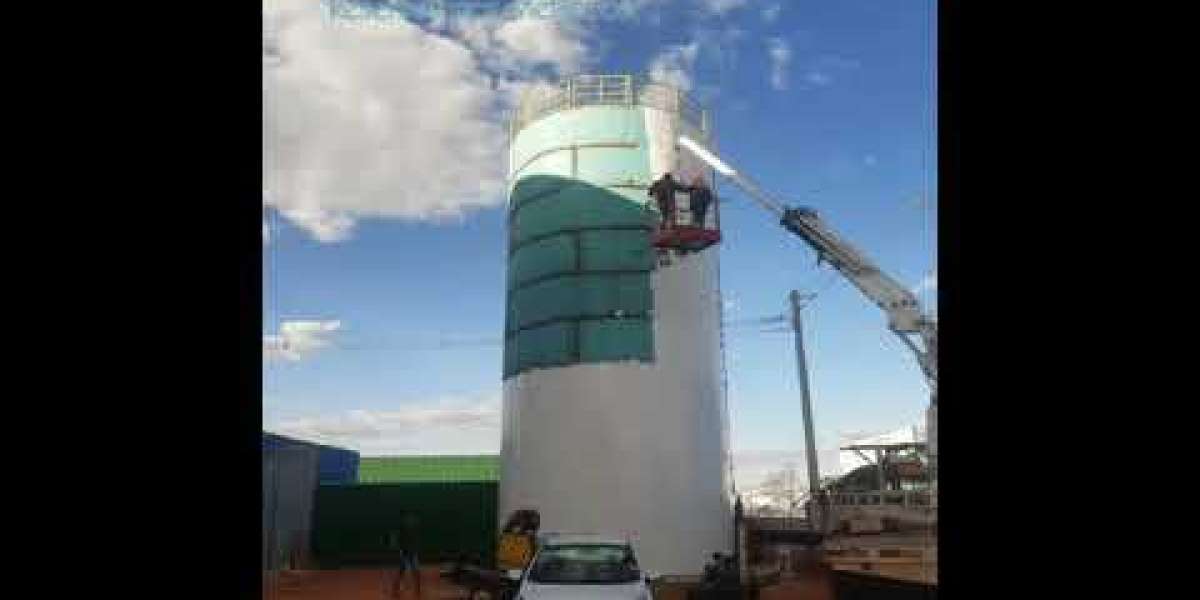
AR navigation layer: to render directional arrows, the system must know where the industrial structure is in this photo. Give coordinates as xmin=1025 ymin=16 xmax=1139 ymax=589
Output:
xmin=501 ymin=74 xmax=732 ymax=576
xmin=673 ymin=135 xmax=938 ymax=584
xmin=262 ymin=432 xmax=359 ymax=572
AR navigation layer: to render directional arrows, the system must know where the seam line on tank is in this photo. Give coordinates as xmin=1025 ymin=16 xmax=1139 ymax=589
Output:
xmin=510 ymin=141 xmax=639 ymax=179
xmin=509 ymin=184 xmax=573 ymax=215
xmin=504 ymin=313 xmax=652 ymax=339
xmin=508 ymin=225 xmax=651 ymax=255
xmin=508 ymin=268 xmax=653 ymax=293
xmin=509 ymin=180 xmax=651 ymax=216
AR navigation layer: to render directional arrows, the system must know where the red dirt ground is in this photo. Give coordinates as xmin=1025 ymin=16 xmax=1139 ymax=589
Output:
xmin=262 ymin=566 xmax=835 ymax=600
xmin=263 ymin=567 xmax=469 ymax=600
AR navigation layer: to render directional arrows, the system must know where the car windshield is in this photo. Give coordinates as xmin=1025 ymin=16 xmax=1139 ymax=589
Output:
xmin=528 ymin=544 xmax=640 ymax=584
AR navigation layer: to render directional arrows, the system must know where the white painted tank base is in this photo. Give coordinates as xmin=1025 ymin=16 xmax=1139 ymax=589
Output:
xmin=500 ymin=250 xmax=731 ymax=576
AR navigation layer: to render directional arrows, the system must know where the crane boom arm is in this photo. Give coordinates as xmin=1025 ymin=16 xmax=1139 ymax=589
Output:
xmin=677 ymin=135 xmax=937 ymax=395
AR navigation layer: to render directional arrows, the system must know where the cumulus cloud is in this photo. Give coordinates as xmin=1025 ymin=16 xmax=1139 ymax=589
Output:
xmin=497 ymin=17 xmax=586 ymax=67
xmin=647 ymin=41 xmax=701 ymax=91
xmin=504 ymin=0 xmax=668 ymax=22
xmin=458 ymin=15 xmax=586 ymax=76
xmin=262 ymin=1 xmax=586 ymax=242
xmin=269 ymin=393 xmax=501 ymax=454
xmin=264 ymin=320 xmax=342 ymax=362
xmin=766 ymin=37 xmax=791 ymax=90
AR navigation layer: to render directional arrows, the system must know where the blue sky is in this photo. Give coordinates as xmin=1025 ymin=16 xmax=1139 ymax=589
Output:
xmin=263 ymin=0 xmax=936 ymax=487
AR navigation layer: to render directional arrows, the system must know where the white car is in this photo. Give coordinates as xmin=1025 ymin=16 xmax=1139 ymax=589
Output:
xmin=508 ymin=535 xmax=656 ymax=600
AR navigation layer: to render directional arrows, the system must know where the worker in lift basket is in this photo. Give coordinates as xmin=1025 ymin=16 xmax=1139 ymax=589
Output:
xmin=687 ymin=175 xmax=714 ymax=228
xmin=648 ymin=172 xmax=686 ymax=229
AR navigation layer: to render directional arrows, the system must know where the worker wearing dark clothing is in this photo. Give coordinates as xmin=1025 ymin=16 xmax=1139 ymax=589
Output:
xmin=687 ymin=176 xmax=714 ymax=228
xmin=389 ymin=514 xmax=422 ymax=599
xmin=648 ymin=173 xmax=686 ymax=229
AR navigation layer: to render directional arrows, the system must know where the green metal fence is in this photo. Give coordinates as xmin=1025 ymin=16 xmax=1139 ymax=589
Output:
xmin=311 ymin=482 xmax=499 ymax=568
xmin=358 ymin=455 xmax=500 ymax=483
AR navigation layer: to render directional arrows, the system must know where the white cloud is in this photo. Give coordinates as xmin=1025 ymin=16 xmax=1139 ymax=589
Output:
xmin=262 ymin=1 xmax=586 ymax=242
xmin=647 ymin=41 xmax=701 ymax=91
xmin=457 ymin=15 xmax=586 ymax=76
xmin=506 ymin=0 xmax=668 ymax=23
xmin=761 ymin=3 xmax=782 ymax=23
xmin=766 ymin=37 xmax=791 ymax=91
xmin=269 ymin=393 xmax=502 ymax=455
xmin=496 ymin=17 xmax=586 ymax=68
xmin=264 ymin=320 xmax=342 ymax=362
xmin=702 ymin=0 xmax=748 ymax=15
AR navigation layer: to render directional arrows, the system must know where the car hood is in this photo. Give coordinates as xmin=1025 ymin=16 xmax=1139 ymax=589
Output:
xmin=521 ymin=581 xmax=647 ymax=600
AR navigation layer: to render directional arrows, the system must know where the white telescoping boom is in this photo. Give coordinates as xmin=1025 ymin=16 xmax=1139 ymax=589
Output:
xmin=677 ymin=135 xmax=937 ymax=402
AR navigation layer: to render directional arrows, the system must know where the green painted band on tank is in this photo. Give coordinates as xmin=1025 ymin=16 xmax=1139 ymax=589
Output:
xmin=504 ymin=313 xmax=653 ymax=340
xmin=502 ymin=317 xmax=654 ymax=378
xmin=503 ymin=105 xmax=657 ymax=379
xmin=510 ymin=268 xmax=651 ymax=296
xmin=507 ymin=271 xmax=651 ymax=333
xmin=508 ymin=177 xmax=655 ymax=218
xmin=508 ymin=227 xmax=654 ymax=285
xmin=507 ymin=224 xmax=651 ymax=259
xmin=508 ymin=176 xmax=653 ymax=248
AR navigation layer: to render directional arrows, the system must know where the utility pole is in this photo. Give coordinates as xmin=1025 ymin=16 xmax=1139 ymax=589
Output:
xmin=790 ymin=290 xmax=822 ymax=530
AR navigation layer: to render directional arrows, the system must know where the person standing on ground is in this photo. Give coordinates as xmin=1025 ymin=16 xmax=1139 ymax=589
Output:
xmin=390 ymin=513 xmax=422 ymax=599
xmin=648 ymin=172 xmax=686 ymax=229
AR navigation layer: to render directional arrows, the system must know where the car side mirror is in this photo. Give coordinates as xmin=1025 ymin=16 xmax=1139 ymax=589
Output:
xmin=504 ymin=569 xmax=523 ymax=582
xmin=643 ymin=570 xmax=661 ymax=583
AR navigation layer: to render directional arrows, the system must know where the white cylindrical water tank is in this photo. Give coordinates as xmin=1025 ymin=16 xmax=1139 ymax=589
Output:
xmin=501 ymin=76 xmax=731 ymax=576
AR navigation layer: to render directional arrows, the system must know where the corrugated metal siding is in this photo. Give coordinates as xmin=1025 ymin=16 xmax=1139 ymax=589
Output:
xmin=263 ymin=445 xmax=319 ymax=571
xmin=311 ymin=482 xmax=498 ymax=568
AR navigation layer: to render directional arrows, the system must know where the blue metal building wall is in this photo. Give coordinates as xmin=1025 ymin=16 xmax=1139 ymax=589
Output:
xmin=263 ymin=433 xmax=360 ymax=484
xmin=317 ymin=446 xmax=360 ymax=485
